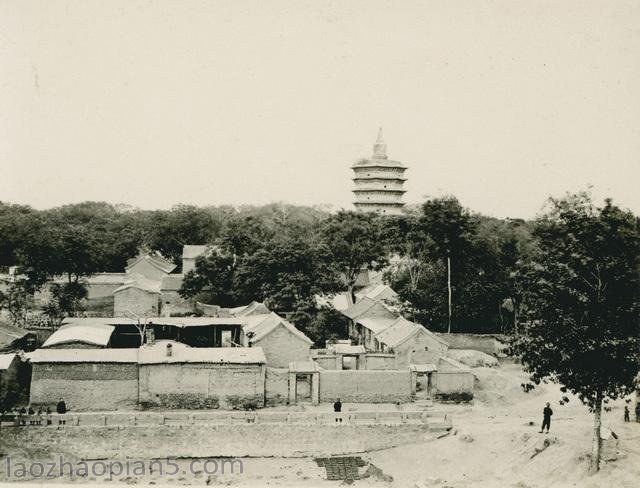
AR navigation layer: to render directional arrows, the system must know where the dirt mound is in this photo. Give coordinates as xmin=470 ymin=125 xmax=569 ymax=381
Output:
xmin=472 ymin=365 xmax=544 ymax=407
xmin=447 ymin=349 xmax=499 ymax=368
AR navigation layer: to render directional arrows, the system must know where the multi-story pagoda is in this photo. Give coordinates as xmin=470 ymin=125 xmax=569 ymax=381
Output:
xmin=352 ymin=129 xmax=407 ymax=215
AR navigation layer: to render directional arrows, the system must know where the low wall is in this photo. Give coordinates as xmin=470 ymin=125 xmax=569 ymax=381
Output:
xmin=139 ymin=363 xmax=264 ymax=410
xmin=434 ymin=333 xmax=507 ymax=356
xmin=318 ymin=370 xmax=413 ymax=403
xmin=363 ymin=353 xmax=396 ymax=370
xmin=434 ymin=370 xmax=475 ymax=395
xmin=1 ymin=422 xmax=439 ymax=458
xmin=313 ymin=355 xmax=337 ymax=370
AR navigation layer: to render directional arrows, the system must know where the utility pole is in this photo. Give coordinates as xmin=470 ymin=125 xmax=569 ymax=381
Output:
xmin=447 ymin=252 xmax=452 ymax=334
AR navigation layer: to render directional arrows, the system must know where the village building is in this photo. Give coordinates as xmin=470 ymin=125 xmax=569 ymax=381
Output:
xmin=0 ymin=353 xmax=23 ymax=410
xmin=355 ymin=284 xmax=398 ymax=303
xmin=113 ymin=277 xmax=161 ymax=318
xmin=0 ymin=322 xmax=37 ymax=352
xmin=138 ymin=341 xmax=266 ymax=409
xmin=181 ymin=245 xmax=208 ymax=274
xmin=242 ymin=313 xmax=313 ymax=368
xmin=374 ymin=317 xmax=449 ymax=366
xmin=352 ymin=129 xmax=408 ymax=215
xmin=28 ymin=348 xmax=140 ymax=411
xmin=342 ymin=296 xmax=399 ymax=349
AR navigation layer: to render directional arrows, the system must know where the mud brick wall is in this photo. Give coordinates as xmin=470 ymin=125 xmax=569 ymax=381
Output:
xmin=363 ymin=354 xmax=396 ymax=370
xmin=318 ymin=370 xmax=413 ymax=403
xmin=30 ymin=363 xmax=138 ymax=411
xmin=265 ymin=367 xmax=288 ymax=406
xmin=434 ymin=333 xmax=507 ymax=356
xmin=139 ymin=363 xmax=265 ymax=409
xmin=253 ymin=324 xmax=311 ymax=368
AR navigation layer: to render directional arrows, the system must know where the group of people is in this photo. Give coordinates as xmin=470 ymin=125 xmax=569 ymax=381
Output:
xmin=1 ymin=398 xmax=67 ymax=426
xmin=540 ymin=401 xmax=640 ymax=434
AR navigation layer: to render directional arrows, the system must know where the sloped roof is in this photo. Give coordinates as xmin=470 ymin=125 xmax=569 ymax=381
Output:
xmin=375 ymin=317 xmax=449 ymax=349
xmin=113 ymin=276 xmax=162 ymax=295
xmin=375 ymin=317 xmax=420 ymax=348
xmin=61 ymin=317 xmax=140 ymax=327
xmin=227 ymin=301 xmax=270 ymax=317
xmin=0 ymin=323 xmax=30 ymax=349
xmin=342 ymin=296 xmax=397 ymax=321
xmin=42 ymin=323 xmax=115 ymax=348
xmin=27 ymin=348 xmax=139 ymax=363
xmin=138 ymin=340 xmax=265 ymax=364
xmin=0 ymin=353 xmax=18 ymax=370
xmin=356 ymin=284 xmax=398 ymax=302
xmin=125 ymin=254 xmax=177 ymax=274
xmin=160 ymin=274 xmax=184 ymax=292
xmin=243 ymin=313 xmax=313 ymax=345
xmin=356 ymin=316 xmax=398 ymax=335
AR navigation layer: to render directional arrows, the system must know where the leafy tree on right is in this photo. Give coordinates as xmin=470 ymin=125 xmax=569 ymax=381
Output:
xmin=510 ymin=193 xmax=640 ymax=474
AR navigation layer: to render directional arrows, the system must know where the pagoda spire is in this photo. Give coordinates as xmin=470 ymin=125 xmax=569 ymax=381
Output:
xmin=372 ymin=127 xmax=387 ymax=159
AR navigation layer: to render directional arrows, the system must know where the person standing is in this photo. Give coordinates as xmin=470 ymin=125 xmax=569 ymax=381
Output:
xmin=334 ymin=398 xmax=342 ymax=423
xmin=56 ymin=398 xmax=67 ymax=425
xmin=624 ymin=405 xmax=630 ymax=422
xmin=539 ymin=402 xmax=553 ymax=433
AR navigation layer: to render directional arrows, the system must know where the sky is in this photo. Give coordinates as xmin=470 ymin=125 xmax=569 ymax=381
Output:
xmin=1 ymin=0 xmax=639 ymax=219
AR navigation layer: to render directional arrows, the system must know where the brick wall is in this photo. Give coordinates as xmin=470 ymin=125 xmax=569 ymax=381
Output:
xmin=253 ymin=324 xmax=310 ymax=368
xmin=114 ymin=288 xmax=159 ymax=318
xmin=363 ymin=353 xmax=397 ymax=370
xmin=30 ymin=363 xmax=138 ymax=411
xmin=318 ymin=370 xmax=413 ymax=403
xmin=139 ymin=363 xmax=265 ymax=409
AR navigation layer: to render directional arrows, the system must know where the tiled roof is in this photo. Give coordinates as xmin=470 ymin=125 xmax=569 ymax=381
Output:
xmin=356 ymin=316 xmax=398 ymax=335
xmin=27 ymin=348 xmax=139 ymax=363
xmin=374 ymin=317 xmax=420 ymax=348
xmin=226 ymin=301 xmax=270 ymax=317
xmin=113 ymin=276 xmax=162 ymax=294
xmin=342 ymin=297 xmax=397 ymax=321
xmin=355 ymin=284 xmax=398 ymax=302
xmin=42 ymin=323 xmax=115 ymax=348
xmin=138 ymin=340 xmax=265 ymax=365
xmin=243 ymin=313 xmax=313 ymax=345
xmin=125 ymin=254 xmax=177 ymax=274
xmin=330 ymin=344 xmax=366 ymax=355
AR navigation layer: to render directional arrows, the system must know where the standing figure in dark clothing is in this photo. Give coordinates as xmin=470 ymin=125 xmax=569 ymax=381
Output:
xmin=539 ymin=402 xmax=553 ymax=433
xmin=57 ymin=398 xmax=67 ymax=425
xmin=624 ymin=406 xmax=630 ymax=422
xmin=56 ymin=398 xmax=66 ymax=414
xmin=334 ymin=398 xmax=342 ymax=423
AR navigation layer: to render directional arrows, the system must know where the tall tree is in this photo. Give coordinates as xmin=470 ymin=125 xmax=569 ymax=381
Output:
xmin=320 ymin=211 xmax=388 ymax=303
xmin=510 ymin=194 xmax=640 ymax=474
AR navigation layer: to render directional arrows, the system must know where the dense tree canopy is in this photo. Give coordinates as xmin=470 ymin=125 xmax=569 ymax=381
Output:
xmin=510 ymin=194 xmax=640 ymax=473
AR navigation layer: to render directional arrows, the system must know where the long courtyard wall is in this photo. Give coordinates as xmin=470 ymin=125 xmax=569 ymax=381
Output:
xmin=318 ymin=370 xmax=413 ymax=403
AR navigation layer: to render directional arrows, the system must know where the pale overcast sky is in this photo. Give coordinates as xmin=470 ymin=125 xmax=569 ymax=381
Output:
xmin=1 ymin=0 xmax=639 ymax=218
